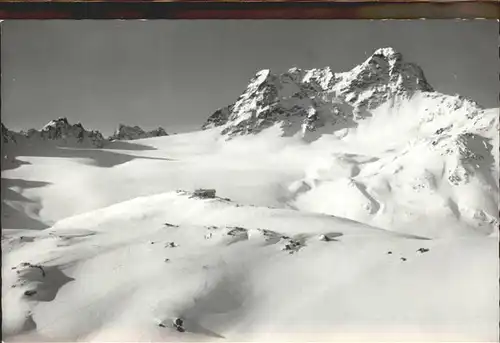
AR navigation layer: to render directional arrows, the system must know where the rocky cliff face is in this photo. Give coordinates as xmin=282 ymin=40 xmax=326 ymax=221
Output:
xmin=109 ymin=124 xmax=168 ymax=141
xmin=2 ymin=123 xmax=17 ymax=145
xmin=202 ymin=47 xmax=479 ymax=141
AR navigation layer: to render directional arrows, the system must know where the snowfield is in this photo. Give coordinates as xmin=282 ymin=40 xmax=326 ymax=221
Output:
xmin=2 ymin=124 xmax=498 ymax=342
xmin=2 ymin=48 xmax=499 ymax=342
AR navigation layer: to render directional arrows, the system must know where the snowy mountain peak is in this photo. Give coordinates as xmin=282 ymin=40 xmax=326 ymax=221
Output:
xmin=42 ymin=117 xmax=71 ymax=131
xmin=340 ymin=47 xmax=434 ymax=101
xmin=37 ymin=118 xmax=105 ymax=147
xmin=252 ymin=69 xmax=272 ymax=85
xmin=359 ymin=47 xmax=404 ymax=75
xmin=1 ymin=119 xmax=106 ymax=149
xmin=367 ymin=47 xmax=401 ymax=64
xmin=202 ymin=48 xmax=443 ymax=139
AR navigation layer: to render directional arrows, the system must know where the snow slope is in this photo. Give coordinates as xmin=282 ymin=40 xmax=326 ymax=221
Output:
xmin=2 ymin=47 xmax=499 ymax=342
xmin=2 ymin=191 xmax=498 ymax=342
xmin=2 ymin=128 xmax=498 ymax=342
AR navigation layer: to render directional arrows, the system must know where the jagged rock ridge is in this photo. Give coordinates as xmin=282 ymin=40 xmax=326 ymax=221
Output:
xmin=202 ymin=47 xmax=480 ymax=140
xmin=108 ymin=124 xmax=168 ymax=141
xmin=1 ymin=118 xmax=106 ymax=149
xmin=2 ymin=123 xmax=17 ymax=144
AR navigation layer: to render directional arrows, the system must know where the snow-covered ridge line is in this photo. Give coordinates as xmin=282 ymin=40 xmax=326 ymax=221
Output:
xmin=48 ymin=189 xmax=429 ymax=240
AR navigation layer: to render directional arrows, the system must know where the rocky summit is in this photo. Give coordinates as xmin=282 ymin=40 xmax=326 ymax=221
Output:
xmin=109 ymin=124 xmax=168 ymax=141
xmin=202 ymin=47 xmax=479 ymax=141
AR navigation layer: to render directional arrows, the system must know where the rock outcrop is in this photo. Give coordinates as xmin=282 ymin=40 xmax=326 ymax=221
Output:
xmin=108 ymin=124 xmax=168 ymax=141
xmin=1 ymin=118 xmax=106 ymax=149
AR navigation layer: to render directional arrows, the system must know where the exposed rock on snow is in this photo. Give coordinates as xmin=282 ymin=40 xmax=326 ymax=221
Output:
xmin=202 ymin=105 xmax=233 ymax=130
xmin=281 ymin=237 xmax=305 ymax=253
xmin=319 ymin=234 xmax=331 ymax=242
xmin=2 ymin=123 xmax=17 ymax=144
xmin=192 ymin=188 xmax=217 ymax=199
xmin=164 ymin=242 xmax=178 ymax=248
xmin=108 ymin=124 xmax=168 ymax=141
xmin=226 ymin=226 xmax=247 ymax=236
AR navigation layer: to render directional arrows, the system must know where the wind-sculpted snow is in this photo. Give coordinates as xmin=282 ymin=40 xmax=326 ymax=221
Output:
xmin=2 ymin=191 xmax=498 ymax=342
xmin=287 ymin=105 xmax=499 ymax=237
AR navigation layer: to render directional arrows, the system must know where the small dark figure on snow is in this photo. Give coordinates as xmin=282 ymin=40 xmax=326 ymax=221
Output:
xmin=400 ymin=257 xmax=407 ymax=261
xmin=417 ymin=248 xmax=430 ymax=253
xmin=24 ymin=290 xmax=37 ymax=297
xmin=173 ymin=318 xmax=185 ymax=332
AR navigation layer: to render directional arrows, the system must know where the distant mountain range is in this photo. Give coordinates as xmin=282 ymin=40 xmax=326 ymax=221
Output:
xmin=1 ymin=119 xmax=169 ymax=151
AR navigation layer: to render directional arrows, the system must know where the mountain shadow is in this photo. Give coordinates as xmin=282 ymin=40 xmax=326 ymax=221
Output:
xmin=1 ymin=178 xmax=52 ymax=230
xmin=3 ymin=143 xmax=174 ymax=169
xmin=103 ymin=140 xmax=158 ymax=151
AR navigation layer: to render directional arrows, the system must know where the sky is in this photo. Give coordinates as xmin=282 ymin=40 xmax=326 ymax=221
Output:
xmin=1 ymin=20 xmax=498 ymax=136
